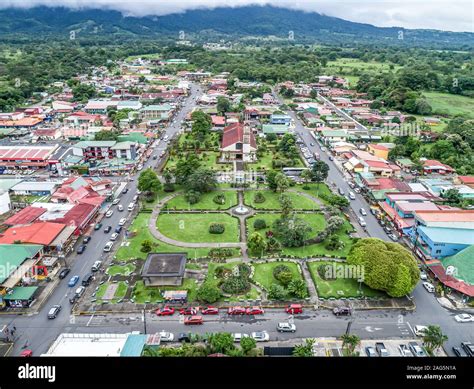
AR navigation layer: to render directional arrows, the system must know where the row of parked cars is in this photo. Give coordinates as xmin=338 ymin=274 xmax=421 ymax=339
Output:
xmin=365 ymin=342 xmax=426 ymax=357
xmin=156 ymin=304 xmax=305 ymax=317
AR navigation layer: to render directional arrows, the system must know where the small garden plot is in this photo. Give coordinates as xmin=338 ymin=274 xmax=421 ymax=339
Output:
xmin=164 ymin=191 xmax=238 ymax=210
xmin=132 ymin=279 xmax=199 ymax=304
xmin=95 ymin=281 xmax=129 ymax=304
xmin=243 ymin=190 xmax=318 ymax=210
xmin=252 ymin=261 xmax=303 ymax=291
xmin=308 ymin=261 xmax=385 ymax=299
xmin=203 ymin=262 xmax=260 ymax=301
xmin=157 ymin=213 xmax=240 ymax=243
xmin=106 ymin=264 xmax=136 ymax=276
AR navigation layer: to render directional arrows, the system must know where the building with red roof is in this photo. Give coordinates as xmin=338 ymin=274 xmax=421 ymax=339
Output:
xmin=0 ymin=222 xmax=67 ymax=246
xmin=422 ymin=159 xmax=455 ymax=175
xmin=3 ymin=206 xmax=46 ymax=227
xmin=456 ymin=175 xmax=474 ymax=188
xmin=220 ymin=123 xmax=257 ymax=163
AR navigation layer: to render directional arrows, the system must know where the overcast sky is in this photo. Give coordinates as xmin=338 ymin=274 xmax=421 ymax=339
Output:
xmin=1 ymin=0 xmax=473 ymax=32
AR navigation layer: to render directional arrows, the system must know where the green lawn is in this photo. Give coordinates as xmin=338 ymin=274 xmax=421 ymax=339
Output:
xmin=132 ymin=278 xmax=198 ymax=304
xmin=422 ymin=91 xmax=474 ymax=119
xmin=247 ymin=213 xmax=355 ymax=258
xmin=325 ymin=59 xmax=401 ymax=73
xmin=95 ymin=281 xmax=129 ymax=303
xmin=308 ymin=261 xmax=385 ymax=299
xmin=246 ymin=149 xmax=305 ymax=171
xmin=115 ymin=213 xmax=224 ymax=260
xmin=243 ymin=190 xmax=319 ymax=210
xmin=297 ymin=183 xmax=333 ymax=204
xmin=164 ymin=191 xmax=238 ymax=210
xmin=157 ymin=213 xmax=240 ymax=243
xmin=106 ymin=264 xmax=136 ymax=276
xmin=165 ymin=150 xmax=231 ymax=172
xmin=252 ymin=261 xmax=303 ymax=291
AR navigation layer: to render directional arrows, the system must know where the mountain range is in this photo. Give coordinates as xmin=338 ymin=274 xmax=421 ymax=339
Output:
xmin=0 ymin=5 xmax=472 ymax=48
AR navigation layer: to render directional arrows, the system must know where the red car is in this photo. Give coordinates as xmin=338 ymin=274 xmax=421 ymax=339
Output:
xmin=228 ymin=306 xmax=246 ymax=315
xmin=184 ymin=315 xmax=203 ymax=325
xmin=156 ymin=306 xmax=175 ymax=316
xmin=20 ymin=350 xmax=33 ymax=357
xmin=201 ymin=306 xmax=219 ymax=315
xmin=179 ymin=307 xmax=199 ymax=316
xmin=285 ymin=304 xmax=303 ymax=314
xmin=246 ymin=306 xmax=264 ymax=315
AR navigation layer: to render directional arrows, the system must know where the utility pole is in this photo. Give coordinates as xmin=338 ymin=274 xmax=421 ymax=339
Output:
xmin=142 ymin=309 xmax=147 ymax=335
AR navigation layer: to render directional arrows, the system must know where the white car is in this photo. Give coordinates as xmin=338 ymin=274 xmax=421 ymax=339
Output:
xmin=423 ymin=282 xmax=435 ymax=293
xmin=118 ymin=218 xmax=127 ymax=226
xmin=277 ymin=322 xmax=296 ymax=333
xmin=158 ymin=331 xmax=175 ymax=342
xmin=414 ymin=325 xmax=428 ymax=337
xmin=105 ymin=210 xmax=114 ymax=218
xmin=110 ymin=233 xmax=119 ymax=241
xmin=454 ymin=313 xmax=474 ymax=323
xmin=112 ymin=198 xmax=120 ymax=205
xmin=137 ymin=164 xmax=144 ymax=171
xmin=398 ymin=344 xmax=413 ymax=357
xmin=251 ymin=331 xmax=270 ymax=342
xmin=232 ymin=333 xmax=250 ymax=342
xmin=420 ymin=272 xmax=428 ymax=280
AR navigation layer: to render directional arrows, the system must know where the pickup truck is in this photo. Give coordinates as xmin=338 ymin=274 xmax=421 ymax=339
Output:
xmin=375 ymin=342 xmax=389 ymax=357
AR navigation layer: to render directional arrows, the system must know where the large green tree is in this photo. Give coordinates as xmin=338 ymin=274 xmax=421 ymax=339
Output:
xmin=347 ymin=238 xmax=419 ymax=297
xmin=137 ymin=169 xmax=162 ymax=198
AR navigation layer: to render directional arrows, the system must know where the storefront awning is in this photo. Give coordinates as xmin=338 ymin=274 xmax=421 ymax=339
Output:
xmin=1 ymin=258 xmax=36 ymax=289
xmin=3 ymin=286 xmax=38 ymax=300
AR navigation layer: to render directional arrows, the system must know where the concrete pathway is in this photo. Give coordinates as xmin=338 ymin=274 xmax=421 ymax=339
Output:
xmin=301 ymin=260 xmax=319 ymax=304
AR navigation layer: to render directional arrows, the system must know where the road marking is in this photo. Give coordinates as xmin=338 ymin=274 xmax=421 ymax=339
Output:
xmin=406 ymin=321 xmax=415 ymax=336
xmin=86 ymin=314 xmax=95 ymax=327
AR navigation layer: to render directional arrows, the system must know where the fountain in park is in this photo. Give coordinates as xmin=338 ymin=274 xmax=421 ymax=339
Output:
xmin=233 ymin=205 xmax=250 ymax=215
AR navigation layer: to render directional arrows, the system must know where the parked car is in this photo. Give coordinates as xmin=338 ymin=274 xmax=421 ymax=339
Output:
xmin=285 ymin=304 xmax=303 ymax=314
xmin=184 ymin=315 xmax=203 ymax=325
xmin=91 ymin=261 xmax=102 ymax=272
xmin=201 ymin=307 xmax=219 ymax=315
xmin=423 ymin=282 xmax=435 ymax=293
xmin=117 ymin=204 xmax=124 ymax=212
xmin=228 ymin=306 xmax=246 ymax=315
xmin=110 ymin=233 xmax=119 ymax=241
xmin=277 ymin=322 xmax=296 ymax=333
xmin=58 ymin=268 xmax=70 ymax=279
xmin=178 ymin=333 xmax=192 ymax=343
xmin=375 ymin=342 xmax=389 ymax=357
xmin=94 ymin=222 xmax=102 ymax=231
xmin=76 ymin=245 xmax=86 ymax=254
xmin=454 ymin=313 xmax=474 ymax=323
xmin=105 ymin=210 xmax=114 ymax=218
xmin=119 ymin=218 xmax=127 ymax=226
xmin=414 ymin=325 xmax=428 ymax=337
xmin=246 ymin=307 xmax=264 ymax=315
xmin=232 ymin=333 xmax=250 ymax=342
xmin=20 ymin=350 xmax=33 ymax=357
xmin=83 ymin=236 xmax=91 ymax=244
xmin=338 ymin=188 xmax=345 ymax=196
xmin=156 ymin=306 xmax=175 ymax=316
xmin=370 ymin=208 xmax=377 ymax=215
xmin=104 ymin=226 xmax=112 ymax=233
xmin=153 ymin=155 xmax=158 ymax=160
xmin=461 ymin=342 xmax=474 ymax=356
xmin=74 ymin=286 xmax=85 ymax=298
xmin=348 ymin=191 xmax=356 ymax=200
xmin=115 ymin=226 xmax=122 ymax=234
xmin=68 ymin=275 xmax=79 ymax=287
xmin=122 ymin=188 xmax=128 ymax=194
xmin=333 ymin=307 xmax=352 ymax=316
xmin=365 ymin=346 xmax=377 ymax=357
xmin=103 ymin=241 xmax=114 ymax=252
xmin=158 ymin=331 xmax=174 ymax=342
xmin=452 ymin=346 xmax=466 ymax=357
xmin=359 ymin=208 xmax=367 ymax=216
xmin=409 ymin=342 xmax=427 ymax=357
xmin=47 ymin=305 xmax=61 ymax=319
xmin=388 ymin=233 xmax=399 ymax=241
xmin=112 ymin=198 xmax=120 ymax=205
xmin=251 ymin=331 xmax=270 ymax=342
xmin=328 ymin=156 xmax=334 ymax=161
xmin=358 ymin=217 xmax=366 ymax=227
xmin=398 ymin=344 xmax=413 ymax=357
xmin=420 ymin=271 xmax=428 ymax=280
xmin=180 ymin=307 xmax=199 ymax=316
xmin=82 ymin=273 xmax=93 ymax=286
xmin=384 ymin=226 xmax=392 ymax=234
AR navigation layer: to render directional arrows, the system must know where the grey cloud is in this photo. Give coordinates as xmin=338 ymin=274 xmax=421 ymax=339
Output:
xmin=0 ymin=0 xmax=472 ymax=32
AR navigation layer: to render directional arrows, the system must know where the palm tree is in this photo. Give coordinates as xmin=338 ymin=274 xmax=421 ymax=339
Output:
xmin=341 ymin=334 xmax=361 ymax=356
xmin=422 ymin=325 xmax=448 ymax=355
xmin=293 ymin=338 xmax=315 ymax=357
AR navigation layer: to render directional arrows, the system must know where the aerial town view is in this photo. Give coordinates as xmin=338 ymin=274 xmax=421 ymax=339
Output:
xmin=0 ymin=0 xmax=472 ymax=386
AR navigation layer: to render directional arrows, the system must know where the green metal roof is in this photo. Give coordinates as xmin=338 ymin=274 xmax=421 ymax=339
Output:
xmin=118 ymin=133 xmax=148 ymax=144
xmin=0 ymin=244 xmax=43 ymax=283
xmin=120 ymin=334 xmax=147 ymax=356
xmin=262 ymin=124 xmax=289 ymax=134
xmin=442 ymin=245 xmax=474 ymax=285
xmin=74 ymin=141 xmax=116 ymax=148
xmin=3 ymin=286 xmax=38 ymax=300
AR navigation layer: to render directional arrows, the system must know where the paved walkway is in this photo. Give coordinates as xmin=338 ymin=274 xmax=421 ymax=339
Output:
xmin=301 ymin=260 xmax=319 ymax=304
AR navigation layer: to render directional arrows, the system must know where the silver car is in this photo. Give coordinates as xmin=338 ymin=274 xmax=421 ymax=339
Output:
xmin=277 ymin=322 xmax=296 ymax=332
